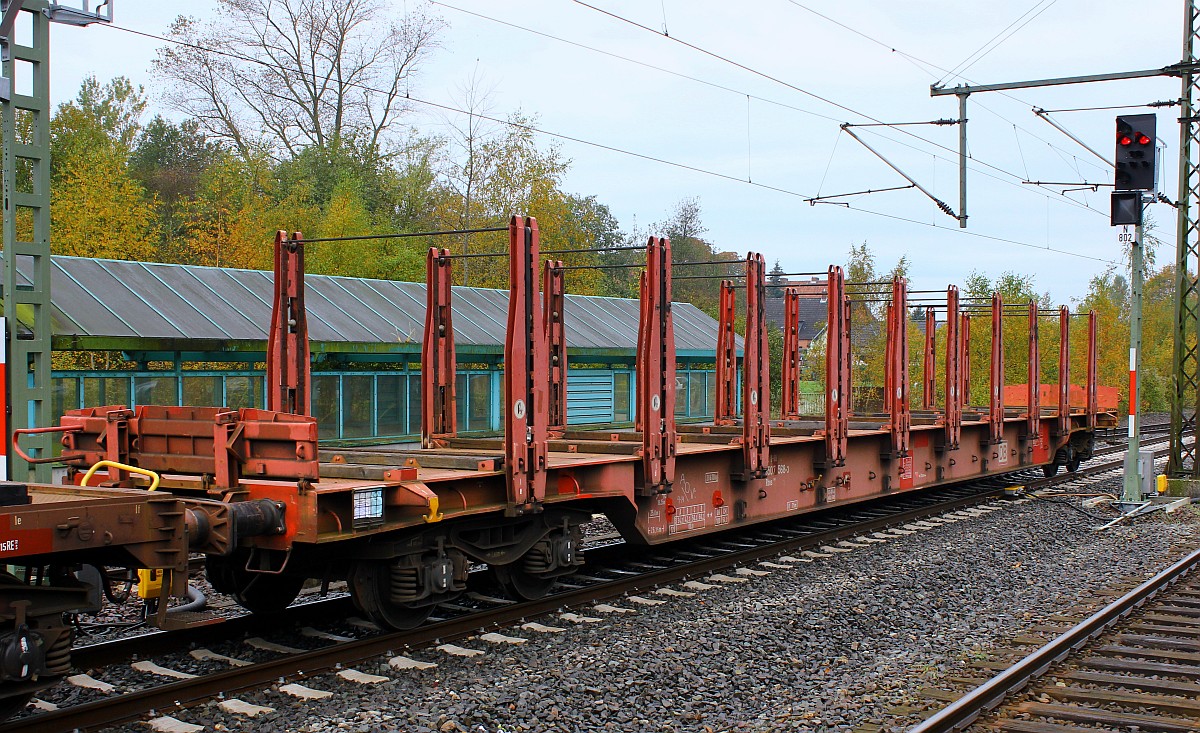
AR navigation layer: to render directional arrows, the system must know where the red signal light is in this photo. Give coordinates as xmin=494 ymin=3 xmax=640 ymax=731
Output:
xmin=1136 ymin=133 xmax=1152 ymax=146
xmin=1118 ymin=135 xmax=1132 ymax=146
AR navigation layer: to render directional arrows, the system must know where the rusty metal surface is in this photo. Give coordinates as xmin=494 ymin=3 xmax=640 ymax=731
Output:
xmin=422 ymin=247 xmax=457 ymax=447
xmin=266 ymin=230 xmax=310 ymax=417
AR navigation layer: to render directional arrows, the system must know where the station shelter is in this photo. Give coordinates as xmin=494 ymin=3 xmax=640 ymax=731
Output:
xmin=7 ymin=256 xmax=736 ymax=443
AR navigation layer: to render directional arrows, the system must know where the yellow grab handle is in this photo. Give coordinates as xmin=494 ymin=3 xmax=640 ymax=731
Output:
xmin=82 ymin=460 xmax=161 ymax=492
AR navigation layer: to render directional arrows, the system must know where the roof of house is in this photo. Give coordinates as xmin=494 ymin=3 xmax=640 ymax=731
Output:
xmin=6 ymin=256 xmax=737 ymax=360
xmin=763 ymin=296 xmax=827 ymax=342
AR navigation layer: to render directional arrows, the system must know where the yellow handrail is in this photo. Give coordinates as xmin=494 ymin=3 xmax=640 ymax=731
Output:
xmin=81 ymin=460 xmax=161 ymax=492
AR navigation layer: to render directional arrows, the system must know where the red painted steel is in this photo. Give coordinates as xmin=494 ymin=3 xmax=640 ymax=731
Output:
xmin=824 ymin=266 xmax=850 ymax=469
xmin=504 ymin=216 xmax=549 ymax=510
xmin=741 ymin=253 xmax=771 ymax=479
xmin=944 ymin=287 xmax=962 ymax=451
xmin=543 ymin=260 xmax=567 ymax=437
xmin=421 ymin=247 xmax=457 ymax=448
xmin=59 ymin=405 xmax=320 ymax=484
xmin=1026 ymin=301 xmax=1040 ymax=439
xmin=266 ymin=231 xmax=311 ymax=417
xmin=989 ymin=293 xmax=1005 ymax=444
xmin=714 ymin=280 xmax=738 ymax=426
xmin=1087 ymin=311 xmax=1098 ymax=429
xmin=635 ymin=271 xmax=646 ymax=432
xmin=637 ymin=236 xmax=677 ymax=495
xmin=961 ymin=314 xmax=971 ymax=407
xmin=923 ymin=308 xmax=936 ymax=411
xmin=886 ymin=278 xmax=911 ymax=466
xmin=1058 ymin=305 xmax=1070 ymax=436
xmin=781 ymin=287 xmax=802 ymax=420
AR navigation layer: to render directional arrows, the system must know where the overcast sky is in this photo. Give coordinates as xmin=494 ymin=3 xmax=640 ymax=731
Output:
xmin=46 ymin=1 xmax=1184 ymax=305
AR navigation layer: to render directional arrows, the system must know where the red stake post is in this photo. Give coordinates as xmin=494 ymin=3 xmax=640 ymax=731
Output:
xmin=781 ymin=287 xmax=802 ymax=421
xmin=741 ymin=253 xmax=770 ymax=479
xmin=266 ymin=230 xmax=311 ymax=417
xmin=923 ymin=308 xmax=936 ymax=411
xmin=1058 ymin=305 xmax=1070 ymax=437
xmin=1026 ymin=301 xmax=1040 ymax=440
xmin=637 ymin=236 xmax=677 ymax=495
xmin=824 ymin=266 xmax=850 ymax=469
xmin=504 ymin=216 xmax=549 ymax=511
xmin=713 ymin=279 xmax=738 ymax=426
xmin=421 ymin=247 xmax=457 ymax=448
xmin=944 ymin=286 xmax=961 ymax=451
xmin=886 ymin=278 xmax=910 ymax=464
xmin=543 ymin=260 xmax=567 ymax=438
xmin=961 ymin=314 xmax=971 ymax=407
xmin=1087 ymin=310 xmax=1098 ymax=429
xmin=989 ymin=293 xmax=1005 ymax=445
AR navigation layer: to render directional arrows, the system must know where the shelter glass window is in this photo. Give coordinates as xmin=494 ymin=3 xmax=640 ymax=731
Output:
xmin=134 ymin=376 xmax=178 ymax=407
xmin=84 ymin=376 xmax=130 ymax=408
xmin=469 ymin=374 xmax=490 ymax=429
xmin=675 ymin=375 xmax=687 ymax=417
xmin=456 ymin=374 xmax=468 ymax=430
xmin=377 ymin=374 xmax=407 ymax=438
xmin=183 ymin=376 xmax=220 ymax=406
xmin=614 ymin=372 xmax=631 ymax=423
xmin=313 ymin=375 xmax=340 ymax=439
xmin=690 ymin=371 xmax=706 ymax=416
xmin=225 ymin=376 xmax=263 ymax=410
xmin=342 ymin=375 xmax=373 ymax=439
xmin=52 ymin=377 xmax=79 ymax=422
xmin=407 ymin=374 xmax=421 ymax=434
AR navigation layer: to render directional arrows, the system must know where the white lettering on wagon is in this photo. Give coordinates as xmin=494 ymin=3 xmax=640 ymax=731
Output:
xmin=0 ymin=539 xmax=18 ymax=553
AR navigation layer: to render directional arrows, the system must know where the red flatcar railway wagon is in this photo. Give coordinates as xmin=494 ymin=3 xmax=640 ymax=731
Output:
xmin=4 ymin=216 xmax=1116 ymax=651
xmin=0 ymin=478 xmax=286 ymax=715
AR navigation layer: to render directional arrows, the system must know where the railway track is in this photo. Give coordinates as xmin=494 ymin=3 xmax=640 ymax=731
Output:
xmin=6 ymin=430 xmax=1173 ymax=733
xmin=5 ymin=477 xmax=1041 ymax=733
xmin=910 ymin=546 xmax=1200 ymax=733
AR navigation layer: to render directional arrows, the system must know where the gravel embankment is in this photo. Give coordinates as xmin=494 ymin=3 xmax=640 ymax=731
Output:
xmin=91 ymin=478 xmax=1198 ymax=733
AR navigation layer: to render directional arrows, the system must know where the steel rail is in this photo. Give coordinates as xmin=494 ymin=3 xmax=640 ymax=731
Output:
xmin=4 ymin=485 xmax=1015 ymax=733
xmin=10 ymin=434 xmax=1159 ymax=733
xmin=909 ymin=545 xmax=1200 ymax=733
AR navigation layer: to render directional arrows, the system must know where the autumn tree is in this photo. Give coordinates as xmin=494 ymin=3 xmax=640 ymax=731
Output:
xmin=50 ymin=76 xmax=157 ymax=260
xmin=154 ymin=0 xmax=445 ymax=160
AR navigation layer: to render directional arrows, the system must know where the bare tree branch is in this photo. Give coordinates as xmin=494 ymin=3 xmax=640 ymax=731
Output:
xmin=152 ymin=0 xmax=445 ymax=158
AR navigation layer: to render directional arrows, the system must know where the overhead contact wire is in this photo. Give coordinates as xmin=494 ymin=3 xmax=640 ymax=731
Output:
xmin=101 ymin=22 xmax=1114 ymax=265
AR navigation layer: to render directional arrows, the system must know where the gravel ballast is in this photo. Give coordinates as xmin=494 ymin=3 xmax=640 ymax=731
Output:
xmin=95 ymin=488 xmax=1197 ymax=733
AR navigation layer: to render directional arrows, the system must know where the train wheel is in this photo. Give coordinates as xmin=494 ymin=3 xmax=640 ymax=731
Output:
xmin=1066 ymin=457 xmax=1081 ymax=473
xmin=206 ymin=555 xmax=303 ymax=614
xmin=491 ymin=564 xmax=556 ymax=601
xmin=233 ymin=573 xmax=305 ymax=615
xmin=348 ymin=561 xmax=433 ymax=631
xmin=1042 ymin=462 xmax=1059 ymax=478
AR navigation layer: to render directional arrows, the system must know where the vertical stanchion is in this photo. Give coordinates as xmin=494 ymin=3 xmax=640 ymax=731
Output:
xmin=781 ymin=287 xmax=801 ymax=420
xmin=944 ymin=286 xmax=961 ymax=452
xmin=543 ymin=260 xmax=567 ymax=438
xmin=422 ymin=247 xmax=457 ymax=447
xmin=714 ymin=280 xmax=737 ymax=426
xmin=1087 ymin=311 xmax=1098 ymax=429
xmin=267 ymin=231 xmax=310 ymax=417
xmin=989 ymin=293 xmax=1005 ymax=446
xmin=1026 ymin=301 xmax=1039 ymax=441
xmin=923 ymin=308 xmax=936 ymax=411
xmin=824 ymin=266 xmax=849 ymax=469
xmin=637 ymin=237 xmax=676 ymax=495
xmin=741 ymin=253 xmax=770 ymax=478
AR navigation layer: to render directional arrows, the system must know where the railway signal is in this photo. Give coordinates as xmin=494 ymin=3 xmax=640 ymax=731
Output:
xmin=1114 ymin=113 xmax=1157 ymax=193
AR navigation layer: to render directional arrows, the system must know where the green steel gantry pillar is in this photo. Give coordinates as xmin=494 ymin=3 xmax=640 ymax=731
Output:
xmin=1 ymin=0 xmax=51 ymax=482
xmin=1171 ymin=0 xmax=1200 ymax=479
